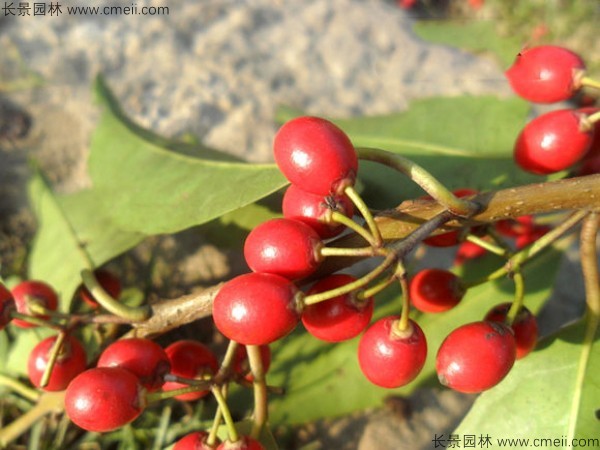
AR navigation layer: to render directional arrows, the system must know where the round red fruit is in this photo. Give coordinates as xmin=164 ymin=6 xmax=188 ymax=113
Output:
xmin=97 ymin=338 xmax=170 ymax=391
xmin=514 ymin=109 xmax=594 ymax=175
xmin=485 ymin=303 xmax=538 ymax=359
xmin=217 ymin=436 xmax=265 ymax=450
xmin=173 ymin=431 xmax=217 ymax=450
xmin=505 ymin=45 xmax=585 ymax=103
xmin=244 ymin=218 xmax=322 ymax=280
xmin=64 ymin=367 xmax=144 ymax=432
xmin=28 ymin=334 xmax=87 ymax=391
xmin=436 ymin=321 xmax=516 ymax=393
xmin=302 ymin=274 xmax=374 ymax=342
xmin=282 ymin=184 xmax=354 ymax=239
xmin=273 ymin=116 xmax=358 ymax=196
xmin=409 ymin=269 xmax=464 ymax=313
xmin=162 ymin=340 xmax=218 ymax=401
xmin=213 ymin=273 xmax=301 ymax=345
xmin=0 ymin=283 xmax=15 ymax=330
xmin=11 ymin=280 xmax=59 ymax=328
xmin=78 ymin=269 xmax=121 ymax=309
xmin=358 ymin=317 xmax=427 ymax=388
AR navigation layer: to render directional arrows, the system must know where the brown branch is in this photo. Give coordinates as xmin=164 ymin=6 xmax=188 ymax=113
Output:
xmin=126 ymin=174 xmax=600 ymax=339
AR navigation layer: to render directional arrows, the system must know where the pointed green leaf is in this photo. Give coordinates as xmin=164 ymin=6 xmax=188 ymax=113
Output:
xmin=455 ymin=317 xmax=600 ymax=449
xmin=266 ymin=248 xmax=563 ymax=424
xmin=88 ymin=76 xmax=286 ymax=234
xmin=27 ymin=172 xmax=144 ymax=307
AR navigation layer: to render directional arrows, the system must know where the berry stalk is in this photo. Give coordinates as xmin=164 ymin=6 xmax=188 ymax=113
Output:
xmin=247 ymin=345 xmax=268 ymax=439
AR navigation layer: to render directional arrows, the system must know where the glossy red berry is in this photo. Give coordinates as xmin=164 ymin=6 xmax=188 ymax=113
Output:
xmin=0 ymin=283 xmax=15 ymax=330
xmin=78 ymin=269 xmax=121 ymax=309
xmin=232 ymin=345 xmax=271 ymax=382
xmin=485 ymin=303 xmax=538 ymax=359
xmin=436 ymin=321 xmax=516 ymax=393
xmin=505 ymin=45 xmax=585 ymax=103
xmin=64 ymin=367 xmax=144 ymax=432
xmin=282 ymin=184 xmax=354 ymax=239
xmin=515 ymin=224 xmax=550 ymax=249
xmin=576 ymin=107 xmax=600 ymax=175
xmin=514 ymin=109 xmax=594 ymax=175
xmin=217 ymin=436 xmax=265 ymax=450
xmin=173 ymin=431 xmax=217 ymax=450
xmin=302 ymin=274 xmax=374 ymax=342
xmin=495 ymin=215 xmax=535 ymax=238
xmin=97 ymin=338 xmax=170 ymax=391
xmin=423 ymin=189 xmax=477 ymax=247
xmin=213 ymin=273 xmax=301 ymax=345
xmin=11 ymin=280 xmax=59 ymax=328
xmin=162 ymin=340 xmax=218 ymax=401
xmin=28 ymin=334 xmax=87 ymax=391
xmin=273 ymin=116 xmax=358 ymax=196
xmin=453 ymin=239 xmax=488 ymax=266
xmin=244 ymin=218 xmax=322 ymax=280
xmin=409 ymin=269 xmax=464 ymax=313
xmin=358 ymin=317 xmax=427 ymax=388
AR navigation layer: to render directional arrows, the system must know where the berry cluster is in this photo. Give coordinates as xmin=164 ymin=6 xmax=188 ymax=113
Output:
xmin=211 ymin=115 xmax=545 ymax=398
xmin=505 ymin=45 xmax=600 ymax=175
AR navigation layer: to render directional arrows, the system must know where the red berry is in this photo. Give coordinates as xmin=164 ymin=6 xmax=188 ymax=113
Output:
xmin=11 ymin=280 xmax=58 ymax=328
xmin=436 ymin=321 xmax=516 ymax=393
xmin=423 ymin=189 xmax=477 ymax=247
xmin=505 ymin=45 xmax=585 ymax=103
xmin=495 ymin=215 xmax=535 ymax=238
xmin=273 ymin=116 xmax=358 ymax=196
xmin=282 ymin=184 xmax=354 ymax=239
xmin=515 ymin=224 xmax=550 ymax=249
xmin=173 ymin=431 xmax=217 ymax=450
xmin=244 ymin=218 xmax=322 ymax=280
xmin=302 ymin=274 xmax=374 ymax=342
xmin=0 ymin=283 xmax=15 ymax=330
xmin=514 ymin=109 xmax=594 ymax=175
xmin=485 ymin=303 xmax=538 ymax=359
xmin=64 ymin=367 xmax=144 ymax=432
xmin=453 ymin=239 xmax=488 ymax=266
xmin=409 ymin=269 xmax=464 ymax=313
xmin=576 ymin=107 xmax=600 ymax=175
xmin=97 ymin=338 xmax=170 ymax=391
xmin=232 ymin=345 xmax=271 ymax=382
xmin=217 ymin=436 xmax=265 ymax=450
xmin=358 ymin=317 xmax=427 ymax=388
xmin=28 ymin=334 xmax=87 ymax=391
xmin=162 ymin=340 xmax=218 ymax=401
xmin=213 ymin=273 xmax=301 ymax=345
xmin=78 ymin=269 xmax=121 ymax=309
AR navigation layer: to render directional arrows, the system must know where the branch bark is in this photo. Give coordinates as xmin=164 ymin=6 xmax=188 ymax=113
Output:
xmin=128 ymin=174 xmax=600 ymax=339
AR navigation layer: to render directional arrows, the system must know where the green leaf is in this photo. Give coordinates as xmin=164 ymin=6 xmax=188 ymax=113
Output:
xmin=277 ymin=96 xmax=537 ymax=209
xmin=89 ymin=76 xmax=287 ymax=235
xmin=266 ymin=248 xmax=563 ymax=425
xmin=27 ymin=172 xmax=144 ymax=307
xmin=412 ymin=20 xmax=523 ymax=67
xmin=5 ymin=326 xmax=55 ymax=376
xmin=455 ymin=317 xmax=600 ymax=449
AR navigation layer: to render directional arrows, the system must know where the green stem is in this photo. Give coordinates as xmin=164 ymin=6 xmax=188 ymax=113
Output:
xmin=356 ymin=147 xmax=479 ymax=217
xmin=580 ymin=213 xmax=600 ymax=317
xmin=211 ymin=385 xmax=238 ymax=443
xmin=207 ymin=387 xmax=226 ymax=447
xmin=0 ymin=391 xmax=65 ymax=447
xmin=359 ymin=275 xmax=396 ymax=299
xmin=395 ymin=262 xmax=411 ymax=332
xmin=247 ymin=345 xmax=268 ymax=439
xmin=0 ymin=373 xmax=40 ymax=402
xmin=344 ymin=186 xmax=383 ymax=247
xmin=319 ymin=246 xmax=385 ymax=258
xmin=586 ymin=110 xmax=600 ymax=125
xmin=215 ymin=340 xmax=240 ymax=380
xmin=81 ymin=269 xmax=151 ymax=322
xmin=330 ymin=211 xmax=379 ymax=247
xmin=506 ymin=269 xmax=525 ymax=325
xmin=465 ymin=210 xmax=588 ymax=288
xmin=465 ymin=234 xmax=509 ymax=257
xmin=39 ymin=331 xmax=66 ymax=389
xmin=10 ymin=311 xmax=60 ymax=329
xmin=146 ymin=378 xmax=212 ymax=403
xmin=581 ymin=76 xmax=600 ymax=91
